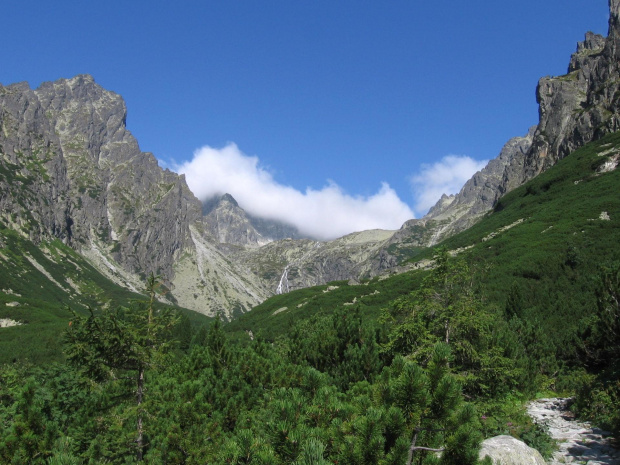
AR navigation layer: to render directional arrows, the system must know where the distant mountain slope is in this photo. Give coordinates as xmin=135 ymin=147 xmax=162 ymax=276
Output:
xmin=227 ymin=130 xmax=620 ymax=342
xmin=233 ymin=228 xmax=397 ymax=293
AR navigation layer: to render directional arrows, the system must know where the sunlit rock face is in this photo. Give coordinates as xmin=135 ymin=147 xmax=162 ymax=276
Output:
xmin=0 ymin=75 xmax=201 ymax=282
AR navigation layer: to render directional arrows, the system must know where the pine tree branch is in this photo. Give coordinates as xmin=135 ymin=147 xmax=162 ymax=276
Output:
xmin=411 ymin=446 xmax=445 ymax=452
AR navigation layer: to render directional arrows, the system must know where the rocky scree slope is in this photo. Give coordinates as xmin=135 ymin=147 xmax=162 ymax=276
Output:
xmin=0 ymin=75 xmax=268 ymax=318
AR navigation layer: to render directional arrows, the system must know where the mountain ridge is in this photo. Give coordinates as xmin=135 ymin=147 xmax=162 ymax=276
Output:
xmin=384 ymin=1 xmax=620 ymax=261
xmin=1 ymin=1 xmax=619 ymax=317
xmin=0 ymin=76 xmax=270 ymax=318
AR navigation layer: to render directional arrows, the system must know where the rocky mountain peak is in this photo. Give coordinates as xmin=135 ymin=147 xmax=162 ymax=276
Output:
xmin=525 ymin=0 xmax=620 ymax=179
xmin=220 ymin=193 xmax=239 ymax=207
xmin=0 ymin=75 xmax=211 ymax=299
xmin=201 ymin=193 xmax=305 ymax=248
xmin=417 ymin=127 xmax=535 ymax=242
xmin=569 ymin=31 xmax=605 ymax=72
xmin=465 ymin=0 xmax=620 ymax=201
xmin=202 ymin=193 xmax=269 ymax=247
xmin=202 ymin=193 xmax=240 ymax=215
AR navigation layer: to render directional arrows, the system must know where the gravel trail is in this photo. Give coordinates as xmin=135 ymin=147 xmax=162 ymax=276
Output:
xmin=527 ymin=398 xmax=619 ymax=465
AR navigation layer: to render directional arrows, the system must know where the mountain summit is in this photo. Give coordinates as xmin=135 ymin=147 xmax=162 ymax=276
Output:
xmin=0 ymin=75 xmax=269 ymax=317
xmin=202 ymin=193 xmax=304 ymax=248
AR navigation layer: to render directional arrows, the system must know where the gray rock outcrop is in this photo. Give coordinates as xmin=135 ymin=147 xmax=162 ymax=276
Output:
xmin=202 ymin=194 xmax=270 ymax=248
xmin=201 ymin=193 xmax=304 ymax=248
xmin=0 ymin=75 xmax=201 ymax=282
xmin=478 ymin=435 xmax=546 ymax=465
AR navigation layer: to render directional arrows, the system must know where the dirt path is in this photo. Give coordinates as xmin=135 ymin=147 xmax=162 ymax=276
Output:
xmin=527 ymin=398 xmax=620 ymax=465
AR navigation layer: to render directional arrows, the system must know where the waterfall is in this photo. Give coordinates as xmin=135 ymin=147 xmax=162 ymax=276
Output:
xmin=276 ymin=266 xmax=289 ymax=294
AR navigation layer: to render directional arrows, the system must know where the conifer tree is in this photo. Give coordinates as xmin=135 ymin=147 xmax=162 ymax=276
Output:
xmin=386 ymin=344 xmax=483 ymax=465
xmin=382 ymin=248 xmax=506 ymax=394
xmin=504 ymin=281 xmax=525 ymax=320
xmin=584 ymin=262 xmax=620 ymax=368
xmin=63 ymin=273 xmax=178 ymax=461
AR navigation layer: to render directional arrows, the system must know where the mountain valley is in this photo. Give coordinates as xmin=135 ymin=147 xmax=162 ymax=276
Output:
xmin=1 ymin=2 xmax=620 ymax=464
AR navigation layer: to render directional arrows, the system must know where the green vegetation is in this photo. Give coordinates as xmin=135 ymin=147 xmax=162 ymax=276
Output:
xmin=0 ymin=227 xmax=210 ymax=365
xmin=64 ymin=274 xmax=179 ymax=461
xmin=225 ymin=131 xmax=620 ymax=443
xmin=225 ymin=273 xmax=424 ymax=342
xmin=0 ymin=132 xmax=619 ymax=462
xmin=0 ymin=292 xmax=489 ymax=464
xmin=573 ymin=260 xmax=620 ymax=437
xmin=232 ymin=131 xmax=620 ymax=380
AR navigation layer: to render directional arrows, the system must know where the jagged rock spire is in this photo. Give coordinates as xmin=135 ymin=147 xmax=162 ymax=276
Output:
xmin=610 ymin=0 xmax=620 ymax=34
xmin=607 ymin=0 xmax=620 ymax=58
xmin=391 ymin=0 xmax=620 ymax=252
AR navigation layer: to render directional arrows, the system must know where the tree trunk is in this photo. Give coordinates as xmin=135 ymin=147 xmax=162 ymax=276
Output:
xmin=136 ymin=365 xmax=145 ymax=461
xmin=406 ymin=430 xmax=419 ymax=465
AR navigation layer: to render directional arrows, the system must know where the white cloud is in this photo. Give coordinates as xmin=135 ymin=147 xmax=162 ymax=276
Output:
xmin=409 ymin=155 xmax=488 ymax=216
xmin=175 ymin=143 xmax=414 ymax=240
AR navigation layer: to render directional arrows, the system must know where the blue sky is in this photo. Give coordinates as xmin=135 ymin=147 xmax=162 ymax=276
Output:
xmin=1 ymin=0 xmax=610 ymax=238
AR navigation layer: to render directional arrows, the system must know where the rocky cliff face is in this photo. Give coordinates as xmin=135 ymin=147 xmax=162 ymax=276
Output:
xmin=0 ymin=76 xmax=268 ymax=318
xmin=424 ymin=128 xmax=535 ymax=236
xmin=202 ymin=194 xmax=271 ymax=248
xmin=501 ymin=0 xmax=620 ymax=190
xmin=201 ymin=193 xmax=304 ymax=248
xmin=0 ymin=75 xmax=200 ymax=281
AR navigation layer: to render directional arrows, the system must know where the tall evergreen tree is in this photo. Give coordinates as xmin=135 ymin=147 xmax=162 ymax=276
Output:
xmin=63 ymin=273 xmax=178 ymax=461
xmin=381 ymin=248 xmax=508 ymax=395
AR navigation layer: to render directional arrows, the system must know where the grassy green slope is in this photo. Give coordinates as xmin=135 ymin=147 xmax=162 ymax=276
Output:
xmin=437 ymin=133 xmax=620 ymax=354
xmin=225 ymin=273 xmax=424 ymax=341
xmin=0 ymin=227 xmax=211 ymax=364
xmin=228 ymin=132 xmax=620 ymax=346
